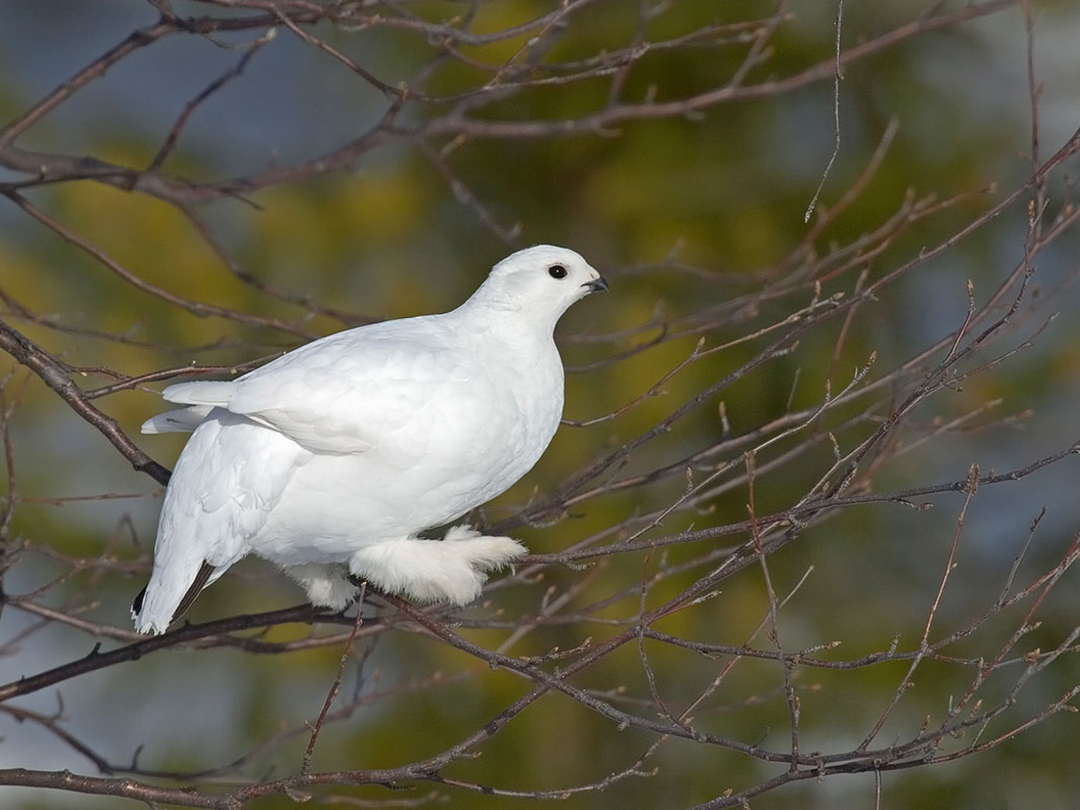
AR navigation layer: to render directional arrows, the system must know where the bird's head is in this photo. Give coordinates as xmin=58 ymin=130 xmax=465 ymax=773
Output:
xmin=469 ymin=245 xmax=608 ymax=324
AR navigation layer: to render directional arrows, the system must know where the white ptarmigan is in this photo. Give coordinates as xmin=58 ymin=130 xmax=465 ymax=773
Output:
xmin=132 ymin=245 xmax=606 ymax=634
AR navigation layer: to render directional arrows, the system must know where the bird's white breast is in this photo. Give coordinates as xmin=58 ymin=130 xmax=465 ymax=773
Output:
xmin=250 ymin=320 xmax=565 ymax=563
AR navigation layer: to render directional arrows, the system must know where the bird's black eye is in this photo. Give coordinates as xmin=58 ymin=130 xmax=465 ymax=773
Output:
xmin=548 ymin=264 xmax=568 ymax=279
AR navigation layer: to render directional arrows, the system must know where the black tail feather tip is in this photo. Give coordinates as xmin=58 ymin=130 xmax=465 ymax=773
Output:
xmin=131 ymin=585 xmax=147 ymax=616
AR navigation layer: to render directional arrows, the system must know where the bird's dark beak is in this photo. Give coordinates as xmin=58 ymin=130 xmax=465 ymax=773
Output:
xmin=583 ymin=275 xmax=609 ymax=293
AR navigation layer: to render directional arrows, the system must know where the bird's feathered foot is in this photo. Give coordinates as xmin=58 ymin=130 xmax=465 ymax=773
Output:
xmin=283 ymin=562 xmax=362 ymax=610
xmin=348 ymin=526 xmax=526 ymax=605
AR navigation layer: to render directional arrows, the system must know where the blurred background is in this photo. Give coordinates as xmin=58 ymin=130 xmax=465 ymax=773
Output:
xmin=1 ymin=1 xmax=1080 ymax=808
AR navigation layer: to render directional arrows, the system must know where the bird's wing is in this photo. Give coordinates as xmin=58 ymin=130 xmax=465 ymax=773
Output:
xmin=161 ymin=319 xmax=471 ymax=454
xmin=141 ymin=404 xmax=214 ymax=434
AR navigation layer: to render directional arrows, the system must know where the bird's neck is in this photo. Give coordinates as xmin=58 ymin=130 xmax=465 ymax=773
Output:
xmin=453 ymin=295 xmax=562 ymax=341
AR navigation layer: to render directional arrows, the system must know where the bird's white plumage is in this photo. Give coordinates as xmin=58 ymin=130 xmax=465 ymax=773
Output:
xmin=133 ymin=245 xmax=605 ymax=634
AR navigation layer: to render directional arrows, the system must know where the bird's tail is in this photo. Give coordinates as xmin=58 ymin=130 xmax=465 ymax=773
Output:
xmin=132 ymin=559 xmax=216 ymax=635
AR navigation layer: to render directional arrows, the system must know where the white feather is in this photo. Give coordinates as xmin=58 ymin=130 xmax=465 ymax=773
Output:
xmin=133 ymin=245 xmax=606 ymax=633
xmin=140 ymin=405 xmax=214 ymax=434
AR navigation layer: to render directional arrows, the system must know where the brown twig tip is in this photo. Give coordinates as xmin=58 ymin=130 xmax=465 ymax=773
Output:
xmin=805 ymin=0 xmax=845 ymax=223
